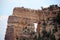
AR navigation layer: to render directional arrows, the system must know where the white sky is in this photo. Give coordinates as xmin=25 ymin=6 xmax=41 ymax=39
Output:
xmin=0 ymin=0 xmax=60 ymax=40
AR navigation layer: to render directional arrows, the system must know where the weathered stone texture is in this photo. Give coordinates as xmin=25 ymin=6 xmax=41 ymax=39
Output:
xmin=5 ymin=5 xmax=60 ymax=40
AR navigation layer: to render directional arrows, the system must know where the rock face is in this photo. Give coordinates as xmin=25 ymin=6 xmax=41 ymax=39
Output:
xmin=5 ymin=5 xmax=60 ymax=40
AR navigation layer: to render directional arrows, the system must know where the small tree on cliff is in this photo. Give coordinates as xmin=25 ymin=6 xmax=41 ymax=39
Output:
xmin=56 ymin=11 xmax=60 ymax=24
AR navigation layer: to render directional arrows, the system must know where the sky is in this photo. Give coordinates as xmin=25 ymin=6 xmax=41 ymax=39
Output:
xmin=0 ymin=0 xmax=60 ymax=40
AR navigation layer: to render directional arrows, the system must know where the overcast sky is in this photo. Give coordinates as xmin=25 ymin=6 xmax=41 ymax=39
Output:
xmin=0 ymin=0 xmax=60 ymax=40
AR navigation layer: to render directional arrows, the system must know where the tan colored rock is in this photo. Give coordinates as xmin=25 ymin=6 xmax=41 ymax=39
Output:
xmin=5 ymin=5 xmax=60 ymax=40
